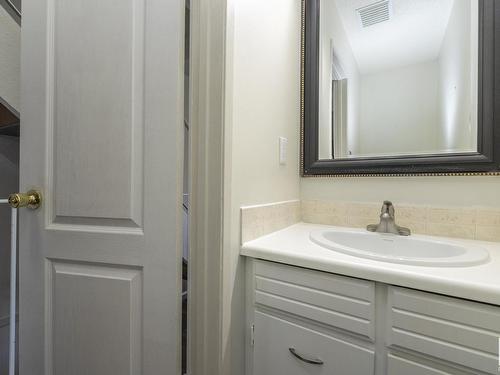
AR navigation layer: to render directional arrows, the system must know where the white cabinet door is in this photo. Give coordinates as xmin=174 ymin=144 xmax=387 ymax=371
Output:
xmin=387 ymin=354 xmax=464 ymax=375
xmin=388 ymin=287 xmax=500 ymax=374
xmin=253 ymin=311 xmax=375 ymax=375
xmin=254 ymin=260 xmax=376 ymax=339
xmin=19 ymin=0 xmax=184 ymax=373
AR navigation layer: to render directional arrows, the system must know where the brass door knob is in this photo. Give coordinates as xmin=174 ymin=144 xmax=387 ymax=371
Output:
xmin=8 ymin=190 xmax=42 ymax=209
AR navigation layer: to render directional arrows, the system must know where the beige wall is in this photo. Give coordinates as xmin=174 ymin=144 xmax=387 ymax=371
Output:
xmin=224 ymin=0 xmax=301 ymax=373
xmin=301 ymin=176 xmax=500 ymax=208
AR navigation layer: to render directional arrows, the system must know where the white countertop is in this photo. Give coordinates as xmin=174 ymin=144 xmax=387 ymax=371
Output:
xmin=241 ymin=223 xmax=500 ymax=306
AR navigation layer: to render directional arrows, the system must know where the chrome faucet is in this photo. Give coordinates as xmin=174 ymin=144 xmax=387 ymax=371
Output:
xmin=367 ymin=201 xmax=411 ymax=236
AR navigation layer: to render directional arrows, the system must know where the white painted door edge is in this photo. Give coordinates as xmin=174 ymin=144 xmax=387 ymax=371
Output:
xmin=188 ymin=0 xmax=226 ymax=373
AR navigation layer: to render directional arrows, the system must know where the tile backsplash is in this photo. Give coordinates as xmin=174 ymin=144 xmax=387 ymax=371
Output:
xmin=302 ymin=200 xmax=500 ymax=242
xmin=241 ymin=200 xmax=500 ymax=243
xmin=241 ymin=200 xmax=301 ymax=243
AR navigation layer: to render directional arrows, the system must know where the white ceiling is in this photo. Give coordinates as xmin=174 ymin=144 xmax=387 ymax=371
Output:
xmin=333 ymin=0 xmax=455 ymax=74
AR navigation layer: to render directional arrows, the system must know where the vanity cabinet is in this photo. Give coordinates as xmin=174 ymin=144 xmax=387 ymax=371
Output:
xmin=246 ymin=259 xmax=500 ymax=375
xmin=253 ymin=312 xmax=374 ymax=375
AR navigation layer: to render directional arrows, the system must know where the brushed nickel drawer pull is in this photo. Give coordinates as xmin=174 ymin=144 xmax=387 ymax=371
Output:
xmin=289 ymin=348 xmax=324 ymax=365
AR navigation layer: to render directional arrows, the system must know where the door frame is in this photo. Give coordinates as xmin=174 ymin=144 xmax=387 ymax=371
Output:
xmin=188 ymin=0 xmax=226 ymax=373
xmin=16 ymin=0 xmax=227 ymax=372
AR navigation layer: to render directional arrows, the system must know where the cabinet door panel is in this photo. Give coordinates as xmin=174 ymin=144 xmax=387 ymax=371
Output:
xmin=388 ymin=287 xmax=500 ymax=374
xmin=254 ymin=260 xmax=375 ymax=338
xmin=388 ymin=354 xmax=461 ymax=375
xmin=253 ymin=311 xmax=374 ymax=375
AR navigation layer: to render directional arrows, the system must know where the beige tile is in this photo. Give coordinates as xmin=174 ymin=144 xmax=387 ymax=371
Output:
xmin=302 ymin=212 xmax=318 ymax=224
xmin=302 ymin=212 xmax=347 ymax=226
xmin=317 ymin=214 xmax=349 ymax=227
xmin=303 ymin=200 xmax=325 ymax=215
xmin=287 ymin=204 xmax=301 ymax=224
xmin=397 ymin=220 xmax=426 ymax=235
xmin=396 ymin=205 xmax=427 ymax=222
xmin=475 ymin=225 xmax=500 ymax=242
xmin=348 ymin=216 xmax=375 ymax=228
xmin=319 ymin=201 xmax=349 ymax=216
xmin=476 ymin=209 xmax=500 ymax=226
xmin=304 ymin=200 xmax=343 ymax=215
xmin=241 ymin=201 xmax=300 ymax=243
xmin=425 ymin=223 xmax=475 ymax=240
xmin=300 ymin=200 xmax=315 ymax=213
xmin=301 ymin=201 xmax=497 ymax=242
xmin=348 ymin=203 xmax=380 ymax=218
xmin=241 ymin=224 xmax=264 ymax=244
xmin=241 ymin=209 xmax=268 ymax=243
xmin=427 ymin=208 xmax=477 ymax=225
xmin=300 ymin=205 xmax=314 ymax=221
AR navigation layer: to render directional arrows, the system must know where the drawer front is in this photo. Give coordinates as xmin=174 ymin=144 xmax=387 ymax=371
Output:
xmin=253 ymin=311 xmax=375 ymax=375
xmin=254 ymin=260 xmax=375 ymax=339
xmin=387 ymin=354 xmax=463 ymax=375
xmin=388 ymin=287 xmax=500 ymax=374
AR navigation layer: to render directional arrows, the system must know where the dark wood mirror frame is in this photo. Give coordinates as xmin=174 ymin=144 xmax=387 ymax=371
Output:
xmin=302 ymin=0 xmax=500 ymax=177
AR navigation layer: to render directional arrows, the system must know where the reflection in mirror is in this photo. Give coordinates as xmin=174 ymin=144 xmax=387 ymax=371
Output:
xmin=318 ymin=0 xmax=479 ymax=160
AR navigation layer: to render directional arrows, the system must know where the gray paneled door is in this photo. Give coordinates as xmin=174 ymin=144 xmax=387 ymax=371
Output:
xmin=19 ymin=0 xmax=184 ymax=374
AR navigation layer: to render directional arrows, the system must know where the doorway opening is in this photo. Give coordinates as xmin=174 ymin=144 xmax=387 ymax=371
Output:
xmin=0 ymin=0 xmax=20 ymax=374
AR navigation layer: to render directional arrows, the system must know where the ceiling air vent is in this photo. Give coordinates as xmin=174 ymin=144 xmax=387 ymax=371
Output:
xmin=357 ymin=0 xmax=392 ymax=28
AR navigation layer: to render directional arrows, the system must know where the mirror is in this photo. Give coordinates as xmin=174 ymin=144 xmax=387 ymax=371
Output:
xmin=319 ymin=0 xmax=478 ymax=159
xmin=302 ymin=0 xmax=500 ymax=176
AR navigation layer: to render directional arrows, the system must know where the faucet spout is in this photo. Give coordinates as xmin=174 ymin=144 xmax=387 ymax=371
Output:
xmin=367 ymin=201 xmax=411 ymax=236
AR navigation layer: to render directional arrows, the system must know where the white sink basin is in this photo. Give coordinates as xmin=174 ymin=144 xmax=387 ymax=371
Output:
xmin=309 ymin=228 xmax=490 ymax=267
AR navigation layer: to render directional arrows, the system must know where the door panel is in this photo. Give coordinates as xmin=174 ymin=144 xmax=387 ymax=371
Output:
xmin=52 ymin=0 xmax=145 ymax=223
xmin=19 ymin=0 xmax=184 ymax=373
xmin=51 ymin=262 xmax=142 ymax=375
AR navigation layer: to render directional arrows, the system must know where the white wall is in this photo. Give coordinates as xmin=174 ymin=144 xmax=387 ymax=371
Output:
xmin=0 ymin=6 xmax=20 ymax=112
xmin=224 ymin=0 xmax=500 ymax=373
xmin=226 ymin=0 xmax=500 ymax=213
xmin=224 ymin=0 xmax=301 ymax=373
xmin=318 ymin=0 xmax=360 ymax=159
xmin=437 ymin=0 xmax=477 ymax=152
xmin=358 ymin=61 xmax=440 ymax=156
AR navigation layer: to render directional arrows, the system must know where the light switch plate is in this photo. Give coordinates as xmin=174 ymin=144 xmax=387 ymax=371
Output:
xmin=279 ymin=137 xmax=288 ymax=165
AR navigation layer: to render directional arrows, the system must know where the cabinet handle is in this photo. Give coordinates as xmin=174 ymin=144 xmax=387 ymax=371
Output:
xmin=288 ymin=348 xmax=324 ymax=365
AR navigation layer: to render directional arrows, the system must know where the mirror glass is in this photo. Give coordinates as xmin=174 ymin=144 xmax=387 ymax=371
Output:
xmin=318 ymin=0 xmax=479 ymax=159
